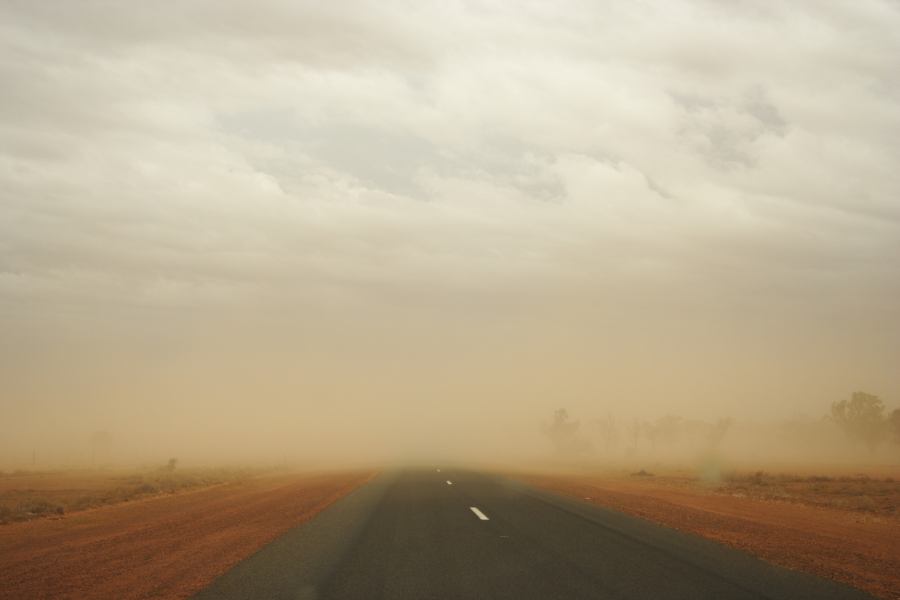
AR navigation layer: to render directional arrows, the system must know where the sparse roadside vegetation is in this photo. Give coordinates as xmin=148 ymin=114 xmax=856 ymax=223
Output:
xmin=0 ymin=465 xmax=259 ymax=524
xmin=719 ymin=470 xmax=899 ymax=516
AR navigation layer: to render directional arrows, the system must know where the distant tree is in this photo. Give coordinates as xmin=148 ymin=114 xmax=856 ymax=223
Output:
xmin=831 ymin=392 xmax=887 ymax=453
xmin=889 ymin=409 xmax=900 ymax=445
xmin=626 ymin=419 xmax=641 ymax=454
xmin=641 ymin=420 xmax=658 ymax=451
xmin=542 ymin=409 xmax=586 ymax=455
xmin=165 ymin=458 xmax=178 ymax=472
xmin=593 ymin=413 xmax=618 ymax=454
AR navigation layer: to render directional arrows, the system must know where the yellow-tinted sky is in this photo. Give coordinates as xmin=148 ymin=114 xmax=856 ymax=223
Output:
xmin=1 ymin=1 xmax=898 ymax=465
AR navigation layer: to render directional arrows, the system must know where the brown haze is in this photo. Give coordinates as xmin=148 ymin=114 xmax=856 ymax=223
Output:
xmin=1 ymin=1 xmax=899 ymax=471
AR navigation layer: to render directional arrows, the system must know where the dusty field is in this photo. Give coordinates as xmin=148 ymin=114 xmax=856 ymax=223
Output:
xmin=0 ymin=467 xmax=257 ymax=523
xmin=719 ymin=470 xmax=899 ymax=516
xmin=520 ymin=468 xmax=900 ymax=600
xmin=0 ymin=471 xmax=372 ymax=600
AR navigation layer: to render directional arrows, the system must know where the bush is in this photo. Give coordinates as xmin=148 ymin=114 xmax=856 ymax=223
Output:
xmin=16 ymin=499 xmax=64 ymax=518
xmin=133 ymin=482 xmax=158 ymax=495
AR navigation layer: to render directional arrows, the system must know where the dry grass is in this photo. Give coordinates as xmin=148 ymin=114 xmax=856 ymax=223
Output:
xmin=0 ymin=467 xmax=259 ymax=524
xmin=719 ymin=470 xmax=899 ymax=516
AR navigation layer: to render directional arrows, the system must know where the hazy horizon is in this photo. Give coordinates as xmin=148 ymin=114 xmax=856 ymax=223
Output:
xmin=2 ymin=1 xmax=899 ymax=467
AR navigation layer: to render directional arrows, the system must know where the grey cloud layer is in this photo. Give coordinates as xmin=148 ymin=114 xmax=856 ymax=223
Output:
xmin=2 ymin=2 xmax=899 ymax=310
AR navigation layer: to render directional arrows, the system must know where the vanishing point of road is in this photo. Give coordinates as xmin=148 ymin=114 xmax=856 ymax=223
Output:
xmin=194 ymin=469 xmax=873 ymax=600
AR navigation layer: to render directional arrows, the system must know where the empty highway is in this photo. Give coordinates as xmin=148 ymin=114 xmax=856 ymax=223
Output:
xmin=194 ymin=470 xmax=873 ymax=600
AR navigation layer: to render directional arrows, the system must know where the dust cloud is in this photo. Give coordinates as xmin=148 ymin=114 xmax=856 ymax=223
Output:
xmin=1 ymin=2 xmax=899 ymax=473
xmin=3 ymin=288 xmax=898 ymax=472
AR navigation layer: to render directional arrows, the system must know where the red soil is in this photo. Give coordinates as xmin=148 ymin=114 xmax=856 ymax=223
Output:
xmin=521 ymin=473 xmax=900 ymax=600
xmin=0 ymin=471 xmax=372 ymax=600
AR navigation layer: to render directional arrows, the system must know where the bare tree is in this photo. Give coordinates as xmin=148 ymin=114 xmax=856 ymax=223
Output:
xmin=593 ymin=413 xmax=618 ymax=454
xmin=642 ymin=420 xmax=658 ymax=451
xmin=626 ymin=419 xmax=641 ymax=455
xmin=831 ymin=391 xmax=887 ymax=453
xmin=542 ymin=409 xmax=587 ymax=455
xmin=889 ymin=408 xmax=900 ymax=445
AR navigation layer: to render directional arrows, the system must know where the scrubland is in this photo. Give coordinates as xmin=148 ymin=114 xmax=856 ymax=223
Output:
xmin=0 ymin=466 xmax=257 ymax=524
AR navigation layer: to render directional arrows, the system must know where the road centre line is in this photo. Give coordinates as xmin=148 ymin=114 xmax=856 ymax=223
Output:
xmin=469 ymin=506 xmax=489 ymax=520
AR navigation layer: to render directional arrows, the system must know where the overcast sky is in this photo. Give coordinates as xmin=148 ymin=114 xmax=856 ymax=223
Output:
xmin=1 ymin=1 xmax=898 ymax=463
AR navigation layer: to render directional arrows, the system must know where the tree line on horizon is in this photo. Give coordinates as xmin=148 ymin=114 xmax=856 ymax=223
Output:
xmin=543 ymin=391 xmax=900 ymax=459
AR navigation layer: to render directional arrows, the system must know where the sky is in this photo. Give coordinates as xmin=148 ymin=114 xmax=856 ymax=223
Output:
xmin=1 ymin=1 xmax=899 ymax=465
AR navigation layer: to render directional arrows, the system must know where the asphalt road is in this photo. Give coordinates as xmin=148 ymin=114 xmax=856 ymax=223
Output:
xmin=195 ymin=469 xmax=873 ymax=600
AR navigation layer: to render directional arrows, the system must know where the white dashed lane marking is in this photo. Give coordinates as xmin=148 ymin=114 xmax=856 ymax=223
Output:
xmin=470 ymin=506 xmax=489 ymax=520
